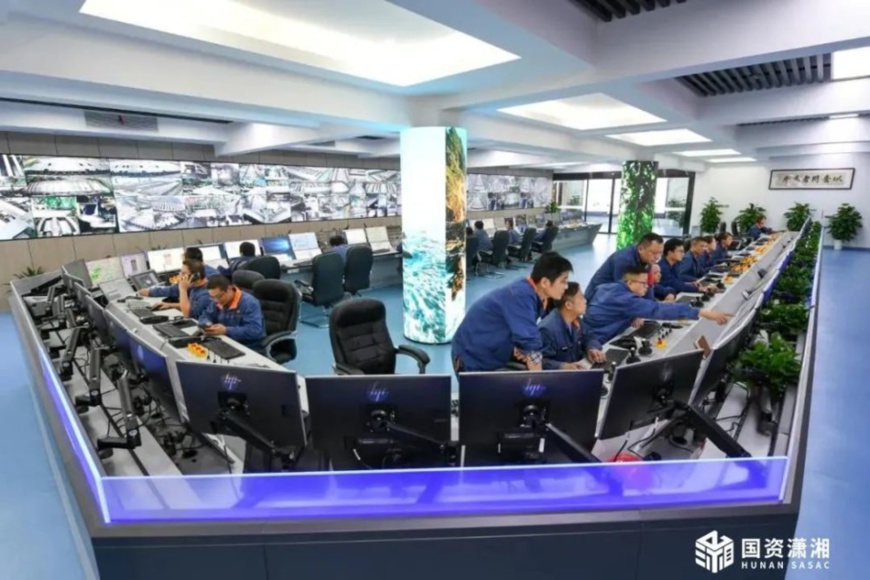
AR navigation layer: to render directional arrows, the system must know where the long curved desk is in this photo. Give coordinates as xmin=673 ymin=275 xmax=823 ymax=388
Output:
xmin=11 ymin=230 xmax=820 ymax=580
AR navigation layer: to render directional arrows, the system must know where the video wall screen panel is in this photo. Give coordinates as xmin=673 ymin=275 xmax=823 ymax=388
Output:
xmin=0 ymin=154 xmax=36 ymax=240
xmin=467 ymin=174 xmax=551 ymax=212
xmin=112 ymin=160 xmax=184 ymax=232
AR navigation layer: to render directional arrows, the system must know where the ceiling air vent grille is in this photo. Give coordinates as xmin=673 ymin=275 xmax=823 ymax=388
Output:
xmin=84 ymin=111 xmax=159 ymax=132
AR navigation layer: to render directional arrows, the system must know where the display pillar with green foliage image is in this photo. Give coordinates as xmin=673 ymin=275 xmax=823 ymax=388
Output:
xmin=616 ymin=161 xmax=658 ymax=249
xmin=399 ymin=126 xmax=467 ymax=344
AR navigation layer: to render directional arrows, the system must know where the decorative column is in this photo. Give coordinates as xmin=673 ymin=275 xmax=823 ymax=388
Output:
xmin=616 ymin=160 xmax=658 ymax=250
xmin=400 ymin=127 xmax=467 ymax=344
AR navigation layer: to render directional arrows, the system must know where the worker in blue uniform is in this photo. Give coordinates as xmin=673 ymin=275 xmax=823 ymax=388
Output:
xmin=452 ymin=252 xmax=573 ymax=372
xmin=747 ymin=215 xmax=773 ymax=239
xmin=138 ymin=247 xmax=219 ymax=299
xmin=535 ymin=220 xmax=554 ymax=242
xmin=660 ymin=238 xmax=709 ymax=294
xmin=584 ymin=265 xmax=731 ymax=344
xmin=328 ymin=234 xmax=349 ymax=263
xmin=153 ymin=260 xmax=212 ymax=319
xmin=585 ymin=232 xmax=664 ymax=301
xmin=649 ymin=263 xmax=675 ymax=302
xmin=218 ymin=241 xmax=257 ymax=278
xmin=713 ymin=232 xmax=733 ymax=263
xmin=539 ymin=281 xmax=606 ymax=369
xmin=473 ymin=220 xmax=493 ymax=251
xmin=678 ymin=237 xmax=710 ymax=282
xmin=700 ymin=235 xmax=717 ymax=273
xmin=198 ymin=275 xmax=266 ymax=348
xmin=504 ymin=217 xmax=522 ymax=245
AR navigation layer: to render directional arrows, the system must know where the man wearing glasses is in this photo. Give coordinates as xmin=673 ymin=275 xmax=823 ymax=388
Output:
xmin=198 ymin=275 xmax=266 ymax=348
xmin=584 ymin=265 xmax=731 ymax=345
xmin=585 ymin=233 xmax=664 ymax=301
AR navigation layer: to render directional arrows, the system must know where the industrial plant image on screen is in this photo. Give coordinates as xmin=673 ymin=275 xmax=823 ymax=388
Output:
xmin=75 ymin=194 xmax=117 ymax=235
xmin=22 ymin=157 xmax=112 ymax=197
xmin=466 ymin=174 xmax=552 ymax=212
xmin=0 ymin=154 xmax=35 ymax=240
xmin=402 ymin=127 xmax=466 ymax=344
xmin=32 ymin=195 xmax=80 ymax=237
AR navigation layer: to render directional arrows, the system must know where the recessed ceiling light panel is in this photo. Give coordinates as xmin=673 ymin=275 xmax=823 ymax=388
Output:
xmin=673 ymin=149 xmax=741 ymax=157
xmin=499 ymin=94 xmax=664 ymax=131
xmin=832 ymin=46 xmax=870 ymax=81
xmin=607 ymin=129 xmax=710 ymax=146
xmin=707 ymin=157 xmax=757 ymax=163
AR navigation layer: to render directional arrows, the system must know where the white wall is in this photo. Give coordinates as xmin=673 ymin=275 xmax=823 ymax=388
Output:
xmin=692 ymin=153 xmax=870 ymax=248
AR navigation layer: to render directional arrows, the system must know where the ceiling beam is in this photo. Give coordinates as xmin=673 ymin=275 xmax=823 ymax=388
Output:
xmin=215 ymin=123 xmax=364 ymax=157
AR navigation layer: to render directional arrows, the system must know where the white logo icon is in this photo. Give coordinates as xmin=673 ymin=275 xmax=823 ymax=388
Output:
xmin=696 ymin=531 xmax=735 ymax=574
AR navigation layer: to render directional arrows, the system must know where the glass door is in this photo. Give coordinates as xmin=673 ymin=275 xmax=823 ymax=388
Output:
xmin=586 ymin=179 xmax=615 ymax=232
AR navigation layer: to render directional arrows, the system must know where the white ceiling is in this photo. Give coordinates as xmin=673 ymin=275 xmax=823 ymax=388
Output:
xmin=0 ymin=0 xmax=869 ymax=170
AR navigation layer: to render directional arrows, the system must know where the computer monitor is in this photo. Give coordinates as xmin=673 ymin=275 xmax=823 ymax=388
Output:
xmin=99 ymin=278 xmax=135 ymax=302
xmin=105 ymin=308 xmax=131 ymax=353
xmin=86 ymin=257 xmax=124 ymax=286
xmin=73 ymin=280 xmax=91 ymax=309
xmin=129 ymin=270 xmax=161 ymax=291
xmin=63 ymin=259 xmax=92 ymax=289
xmin=289 ymin=232 xmax=322 ymax=261
xmin=198 ymin=245 xmax=224 ymax=264
xmin=128 ymin=330 xmax=177 ymax=414
xmin=599 ymin=350 xmax=705 ymax=440
xmin=83 ymin=293 xmax=111 ymax=346
xmin=224 ymin=239 xmax=260 ymax=260
xmin=459 ymin=370 xmax=603 ymax=464
xmin=261 ymin=235 xmax=294 ymax=257
xmin=146 ymin=247 xmax=184 ymax=274
xmin=306 ymin=374 xmax=453 ymax=470
xmin=482 ymin=218 xmax=496 ymax=235
xmin=344 ymin=228 xmax=368 ymax=245
xmin=365 ymin=226 xmax=389 ymax=244
xmin=120 ymin=252 xmax=148 ymax=278
xmin=176 ymin=361 xmax=306 ymax=472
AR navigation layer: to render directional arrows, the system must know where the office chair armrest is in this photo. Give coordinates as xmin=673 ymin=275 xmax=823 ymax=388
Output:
xmin=396 ymin=344 xmax=430 ymax=374
xmin=260 ymin=331 xmax=297 ymax=361
xmin=293 ymin=279 xmax=313 ymax=290
xmin=334 ymin=362 xmax=366 ymax=376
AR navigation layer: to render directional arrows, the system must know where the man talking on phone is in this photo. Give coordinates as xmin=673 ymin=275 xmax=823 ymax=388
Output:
xmin=153 ymin=260 xmax=212 ymax=318
xmin=198 ymin=275 xmax=266 ymax=348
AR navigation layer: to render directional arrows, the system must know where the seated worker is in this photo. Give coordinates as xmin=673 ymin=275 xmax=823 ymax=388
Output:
xmin=452 ymin=252 xmax=573 ymax=372
xmin=504 ymin=217 xmax=522 ymax=244
xmin=152 ymin=259 xmax=211 ymax=318
xmin=473 ymin=220 xmax=493 ymax=251
xmin=465 ymin=226 xmax=480 ymax=271
xmin=649 ymin=263 xmax=675 ymax=302
xmin=535 ymin=220 xmax=554 ymax=242
xmin=585 ymin=232 xmax=664 ymax=301
xmin=198 ymin=275 xmax=266 ymax=348
xmin=138 ymin=247 xmax=219 ymax=298
xmin=747 ymin=215 xmax=773 ymax=239
xmin=678 ymin=237 xmax=710 ymax=282
xmin=328 ymin=234 xmax=349 ymax=263
xmin=713 ymin=232 xmax=733 ymax=263
xmin=218 ymin=241 xmax=256 ymax=278
xmin=701 ymin=235 xmax=717 ymax=273
xmin=539 ymin=281 xmax=606 ymax=369
xmin=660 ymin=238 xmax=710 ymax=294
xmin=584 ymin=265 xmax=731 ymax=345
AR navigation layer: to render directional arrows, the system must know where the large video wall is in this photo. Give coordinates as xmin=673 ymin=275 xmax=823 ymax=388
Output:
xmin=0 ymin=153 xmax=551 ymax=241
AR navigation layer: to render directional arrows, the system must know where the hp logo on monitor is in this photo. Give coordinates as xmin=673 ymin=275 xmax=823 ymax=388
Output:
xmin=136 ymin=345 xmax=145 ymax=363
xmin=221 ymin=373 xmax=241 ymax=391
xmin=367 ymin=383 xmax=389 ymax=403
xmin=523 ymin=381 xmax=546 ymax=398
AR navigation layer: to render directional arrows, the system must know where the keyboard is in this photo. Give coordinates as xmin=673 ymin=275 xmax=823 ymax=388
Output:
xmin=130 ymin=307 xmax=155 ymax=319
xmin=372 ymin=248 xmax=392 ymax=255
xmin=202 ymin=338 xmax=245 ymax=360
xmin=592 ymin=348 xmax=630 ymax=369
xmin=629 ymin=320 xmax=661 ymax=340
xmin=676 ymin=295 xmax=697 ymax=305
xmin=154 ymin=320 xmax=199 ymax=339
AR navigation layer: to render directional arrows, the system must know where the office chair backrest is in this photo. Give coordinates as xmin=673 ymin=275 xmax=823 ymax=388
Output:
xmin=490 ymin=230 xmax=511 ymax=263
xmin=344 ymin=244 xmax=374 ymax=295
xmin=541 ymin=226 xmax=558 ymax=253
xmin=309 ymin=252 xmax=346 ymax=306
xmin=719 ymin=221 xmax=727 ymax=234
xmin=517 ymin=227 xmax=537 ymax=260
xmin=329 ymin=298 xmax=397 ymax=374
xmin=240 ymin=256 xmax=281 ymax=280
xmin=731 ymin=219 xmax=741 ymax=237
xmin=253 ymin=280 xmax=300 ymax=336
xmin=232 ymin=269 xmax=265 ymax=293
xmin=466 ymin=234 xmax=480 ymax=260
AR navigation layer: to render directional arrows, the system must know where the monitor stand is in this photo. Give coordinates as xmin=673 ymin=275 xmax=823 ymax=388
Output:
xmin=354 ymin=409 xmax=459 ymax=469
xmin=673 ymin=402 xmax=751 ymax=458
xmin=216 ymin=405 xmax=300 ymax=473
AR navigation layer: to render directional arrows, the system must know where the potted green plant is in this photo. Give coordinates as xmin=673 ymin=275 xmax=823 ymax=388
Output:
xmin=784 ymin=202 xmax=813 ymax=232
xmin=735 ymin=203 xmax=767 ymax=234
xmin=735 ymin=333 xmax=801 ymax=434
xmin=827 ymin=203 xmax=863 ymax=250
xmin=773 ymin=267 xmax=813 ymax=304
xmin=699 ymin=198 xmax=724 ymax=234
xmin=759 ymin=303 xmax=810 ymax=340
xmin=14 ymin=266 xmax=45 ymax=279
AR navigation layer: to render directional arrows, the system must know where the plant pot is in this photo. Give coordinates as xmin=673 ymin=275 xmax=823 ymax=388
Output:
xmin=833 ymin=239 xmax=843 ymax=251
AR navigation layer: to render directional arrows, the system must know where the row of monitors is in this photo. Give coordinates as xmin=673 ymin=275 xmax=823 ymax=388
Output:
xmin=71 ymin=226 xmax=400 ymax=286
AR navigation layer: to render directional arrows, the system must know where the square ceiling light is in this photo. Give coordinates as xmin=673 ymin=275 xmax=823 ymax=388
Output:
xmin=499 ymin=94 xmax=663 ymax=131
xmin=80 ymin=0 xmax=519 ymax=86
xmin=607 ymin=129 xmax=710 ymax=147
xmin=673 ymin=149 xmax=741 ymax=157
xmin=707 ymin=157 xmax=757 ymax=163
xmin=832 ymin=46 xmax=870 ymax=80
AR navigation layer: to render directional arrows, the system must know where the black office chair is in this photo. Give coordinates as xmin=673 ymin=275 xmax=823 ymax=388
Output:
xmin=719 ymin=222 xmax=728 ymax=234
xmin=232 ymin=269 xmax=265 ymax=293
xmin=294 ymin=252 xmax=345 ymax=328
xmin=508 ymin=227 xmax=537 ymax=263
xmin=240 ymin=256 xmax=281 ymax=280
xmin=465 ymin=235 xmax=480 ymax=276
xmin=531 ymin=226 xmax=559 ymax=256
xmin=731 ymin=219 xmax=741 ymax=238
xmin=328 ymin=298 xmax=429 ymax=375
xmin=251 ymin=280 xmax=300 ymax=364
xmin=344 ymin=244 xmax=374 ymax=296
xmin=479 ymin=230 xmax=510 ymax=277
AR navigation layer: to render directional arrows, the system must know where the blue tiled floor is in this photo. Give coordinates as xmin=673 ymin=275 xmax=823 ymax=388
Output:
xmin=0 ymin=238 xmax=866 ymax=578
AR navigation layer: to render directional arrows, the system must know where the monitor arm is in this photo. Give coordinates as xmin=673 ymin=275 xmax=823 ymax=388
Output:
xmin=97 ymin=371 xmax=142 ymax=452
xmin=366 ymin=409 xmax=457 ymax=462
xmin=217 ymin=406 xmax=298 ymax=471
xmin=542 ymin=422 xmax=599 ymax=464
xmin=673 ymin=402 xmax=751 ymax=459
xmin=75 ymin=346 xmax=105 ymax=412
